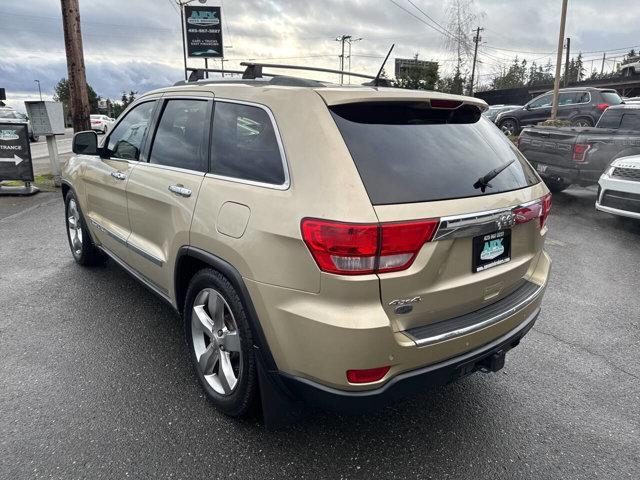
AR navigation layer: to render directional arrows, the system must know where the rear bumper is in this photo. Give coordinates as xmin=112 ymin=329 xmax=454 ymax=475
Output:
xmin=278 ymin=307 xmax=539 ymax=413
xmin=532 ymin=162 xmax=602 ymax=185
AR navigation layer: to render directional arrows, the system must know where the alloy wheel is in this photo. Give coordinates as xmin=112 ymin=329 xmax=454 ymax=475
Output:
xmin=67 ymin=199 xmax=83 ymax=256
xmin=191 ymin=288 xmax=242 ymax=396
xmin=500 ymin=120 xmax=516 ymax=136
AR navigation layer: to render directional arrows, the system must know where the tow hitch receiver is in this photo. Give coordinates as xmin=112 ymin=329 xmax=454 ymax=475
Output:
xmin=479 ymin=351 xmax=506 ymax=373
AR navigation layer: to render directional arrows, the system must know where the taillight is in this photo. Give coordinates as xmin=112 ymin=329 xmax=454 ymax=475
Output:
xmin=430 ymin=99 xmax=463 ymax=109
xmin=597 ymin=103 xmax=609 ymax=111
xmin=301 ymin=218 xmax=439 ymax=275
xmin=512 ymin=193 xmax=552 ymax=229
xmin=346 ymin=366 xmax=390 ymax=384
xmin=378 ymin=221 xmax=439 ymax=273
xmin=513 ymin=202 xmax=543 ymax=224
xmin=573 ymin=143 xmax=591 ymax=163
xmin=541 ymin=193 xmax=552 ymax=228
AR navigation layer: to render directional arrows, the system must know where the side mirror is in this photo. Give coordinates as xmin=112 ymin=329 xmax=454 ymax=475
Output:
xmin=72 ymin=130 xmax=98 ymax=155
xmin=524 ymin=104 xmax=532 ymax=111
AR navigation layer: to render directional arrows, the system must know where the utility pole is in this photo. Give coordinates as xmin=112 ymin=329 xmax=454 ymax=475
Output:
xmin=336 ymin=35 xmax=351 ymax=84
xmin=469 ymin=26 xmax=483 ymax=96
xmin=564 ymin=37 xmax=571 ymax=87
xmin=550 ymin=0 xmax=568 ymax=120
xmin=60 ymin=0 xmax=90 ymax=132
xmin=601 ymin=52 xmax=606 ymax=75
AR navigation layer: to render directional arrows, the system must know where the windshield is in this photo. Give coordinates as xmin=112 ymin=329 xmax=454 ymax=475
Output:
xmin=330 ymin=102 xmax=539 ymax=205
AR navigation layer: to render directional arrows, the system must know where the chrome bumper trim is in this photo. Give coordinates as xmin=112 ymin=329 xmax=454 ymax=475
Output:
xmin=405 ymin=281 xmax=545 ymax=347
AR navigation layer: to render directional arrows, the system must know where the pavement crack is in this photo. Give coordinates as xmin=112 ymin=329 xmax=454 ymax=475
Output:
xmin=532 ymin=326 xmax=640 ymax=381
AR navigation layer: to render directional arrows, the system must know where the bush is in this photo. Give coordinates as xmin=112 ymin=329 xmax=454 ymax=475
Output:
xmin=538 ymin=119 xmax=571 ymax=128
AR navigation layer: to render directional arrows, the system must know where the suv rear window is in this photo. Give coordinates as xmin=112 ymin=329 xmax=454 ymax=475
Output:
xmin=601 ymin=91 xmax=623 ymax=105
xmin=330 ymin=102 xmax=539 ymax=205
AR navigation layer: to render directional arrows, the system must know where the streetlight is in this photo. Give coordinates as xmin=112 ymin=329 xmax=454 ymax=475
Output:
xmin=34 ymin=79 xmax=42 ymax=101
xmin=176 ymin=0 xmax=208 ymax=80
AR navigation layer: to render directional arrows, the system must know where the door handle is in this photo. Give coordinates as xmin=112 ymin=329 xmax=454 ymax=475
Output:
xmin=168 ymin=184 xmax=192 ymax=198
xmin=111 ymin=171 xmax=127 ymax=180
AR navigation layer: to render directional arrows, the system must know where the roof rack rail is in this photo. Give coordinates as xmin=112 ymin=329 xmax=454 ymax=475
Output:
xmin=239 ymin=62 xmax=379 ymax=81
xmin=175 ymin=64 xmax=392 ymax=88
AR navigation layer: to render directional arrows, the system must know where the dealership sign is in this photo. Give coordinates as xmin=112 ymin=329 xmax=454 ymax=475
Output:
xmin=184 ymin=5 xmax=224 ymax=58
xmin=0 ymin=123 xmax=33 ymax=182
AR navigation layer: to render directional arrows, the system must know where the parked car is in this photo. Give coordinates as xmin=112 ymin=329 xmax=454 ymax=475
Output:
xmin=0 ymin=107 xmax=38 ymax=142
xmin=62 ymin=75 xmax=551 ymax=424
xmin=518 ymin=104 xmax=640 ymax=193
xmin=497 ymin=87 xmax=623 ymax=135
xmin=596 ymin=155 xmax=640 ymax=219
xmin=620 ymin=56 xmax=640 ymax=78
xmin=483 ymin=104 xmax=522 ymax=123
xmin=90 ymin=114 xmax=115 ymax=134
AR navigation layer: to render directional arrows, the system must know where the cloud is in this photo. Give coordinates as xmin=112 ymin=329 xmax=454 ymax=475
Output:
xmin=1 ymin=0 xmax=639 ymax=105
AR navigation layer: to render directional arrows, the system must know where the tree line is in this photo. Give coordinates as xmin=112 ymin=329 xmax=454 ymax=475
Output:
xmin=52 ymin=78 xmax=137 ymax=124
xmin=394 ymin=49 xmax=639 ymax=93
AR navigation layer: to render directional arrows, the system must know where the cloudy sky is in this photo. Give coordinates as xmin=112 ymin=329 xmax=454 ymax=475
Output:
xmin=1 ymin=0 xmax=639 ymax=111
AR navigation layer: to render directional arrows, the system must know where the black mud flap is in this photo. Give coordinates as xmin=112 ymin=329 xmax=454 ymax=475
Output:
xmin=256 ymin=359 xmax=310 ymax=430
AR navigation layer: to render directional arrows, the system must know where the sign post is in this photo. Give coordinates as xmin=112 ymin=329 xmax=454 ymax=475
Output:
xmin=0 ymin=122 xmax=38 ymax=196
xmin=184 ymin=4 xmax=224 ymax=70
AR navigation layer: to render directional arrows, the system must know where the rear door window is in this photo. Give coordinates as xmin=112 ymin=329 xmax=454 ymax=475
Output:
xmin=330 ymin=102 xmax=539 ymax=205
xmin=210 ymin=102 xmax=286 ymax=186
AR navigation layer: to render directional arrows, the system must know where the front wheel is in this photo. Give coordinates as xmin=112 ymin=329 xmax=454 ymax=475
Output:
xmin=499 ymin=118 xmax=519 ymax=136
xmin=184 ymin=269 xmax=257 ymax=417
xmin=64 ymin=191 xmax=107 ymax=266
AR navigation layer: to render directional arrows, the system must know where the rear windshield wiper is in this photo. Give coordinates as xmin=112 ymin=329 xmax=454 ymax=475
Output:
xmin=473 ymin=159 xmax=516 ymax=193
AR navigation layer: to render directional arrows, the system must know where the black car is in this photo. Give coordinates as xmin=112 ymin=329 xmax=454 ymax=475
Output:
xmin=497 ymin=87 xmax=623 ymax=135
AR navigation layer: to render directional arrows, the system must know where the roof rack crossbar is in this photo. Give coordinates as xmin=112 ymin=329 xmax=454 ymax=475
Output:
xmin=239 ymin=62 xmax=378 ymax=81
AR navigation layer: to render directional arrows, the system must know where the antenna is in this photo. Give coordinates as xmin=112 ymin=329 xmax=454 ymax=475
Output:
xmin=374 ymin=44 xmax=395 ymax=87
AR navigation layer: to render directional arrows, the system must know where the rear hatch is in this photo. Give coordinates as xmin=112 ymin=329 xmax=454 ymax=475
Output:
xmin=324 ymin=97 xmax=549 ymax=332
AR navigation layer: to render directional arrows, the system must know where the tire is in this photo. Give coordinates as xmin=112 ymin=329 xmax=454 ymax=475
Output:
xmin=544 ymin=177 xmax=571 ymax=194
xmin=30 ymin=135 xmax=39 ymax=142
xmin=499 ymin=118 xmax=519 ymax=136
xmin=571 ymin=117 xmax=593 ymax=128
xmin=64 ymin=191 xmax=107 ymax=266
xmin=184 ymin=268 xmax=257 ymax=417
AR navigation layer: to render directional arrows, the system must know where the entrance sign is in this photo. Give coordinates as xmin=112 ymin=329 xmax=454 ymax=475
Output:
xmin=0 ymin=122 xmax=33 ymax=182
xmin=184 ymin=5 xmax=224 ymax=58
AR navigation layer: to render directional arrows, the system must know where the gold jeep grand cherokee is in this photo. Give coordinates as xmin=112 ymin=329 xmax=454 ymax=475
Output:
xmin=62 ymin=67 xmax=551 ymax=426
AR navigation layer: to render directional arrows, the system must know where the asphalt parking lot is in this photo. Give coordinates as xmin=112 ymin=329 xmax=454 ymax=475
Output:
xmin=1 ymin=187 xmax=639 ymax=479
